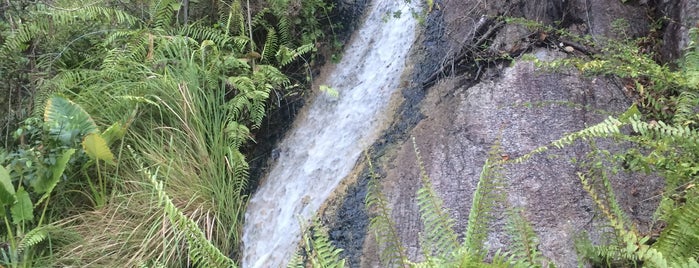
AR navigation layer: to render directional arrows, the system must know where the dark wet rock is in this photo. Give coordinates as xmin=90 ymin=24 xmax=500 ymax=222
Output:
xmin=660 ymin=0 xmax=699 ymax=63
xmin=333 ymin=0 xmax=371 ymax=39
xmin=323 ymin=172 xmax=371 ymax=267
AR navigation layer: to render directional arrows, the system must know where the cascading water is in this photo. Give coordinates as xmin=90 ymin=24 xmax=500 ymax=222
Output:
xmin=241 ymin=0 xmax=419 ymax=267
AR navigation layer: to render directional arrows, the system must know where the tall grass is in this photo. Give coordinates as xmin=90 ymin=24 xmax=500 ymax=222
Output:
xmin=44 ymin=37 xmax=250 ymax=266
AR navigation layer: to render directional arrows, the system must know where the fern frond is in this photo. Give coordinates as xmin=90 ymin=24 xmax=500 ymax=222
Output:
xmin=173 ymin=24 xmax=231 ymax=47
xmin=630 ymin=115 xmax=699 ymax=144
xmin=286 ymin=252 xmax=305 ymax=268
xmin=515 ymin=115 xmax=628 ymax=164
xmin=261 ymin=27 xmax=279 ymax=63
xmin=365 ymin=154 xmax=409 ymax=267
xmin=504 ymin=207 xmax=553 ymax=267
xmin=0 ymin=3 xmax=139 ymax=67
xmin=297 ymin=220 xmax=347 ymax=268
xmin=227 ymin=148 xmax=250 ymax=198
xmin=673 ymin=90 xmax=699 ymax=127
xmin=17 ymin=226 xmax=49 ymax=253
xmin=149 ymin=0 xmax=179 ymax=29
xmin=578 ymin=172 xmax=675 ymax=268
xmin=145 ymin=167 xmax=236 ymax=268
xmin=412 ymin=137 xmax=459 ymax=260
xmin=224 ymin=0 xmax=246 ymax=36
xmin=652 ymin=194 xmax=699 ymax=265
xmin=462 ymin=140 xmax=506 ymax=258
xmin=277 ymin=15 xmax=292 ymax=47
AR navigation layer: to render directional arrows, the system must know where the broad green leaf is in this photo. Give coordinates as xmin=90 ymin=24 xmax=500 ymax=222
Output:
xmin=82 ymin=133 xmax=115 ymax=163
xmin=0 ymin=165 xmax=16 ymax=206
xmin=32 ymin=149 xmax=75 ymax=195
xmin=101 ymin=121 xmax=127 ymax=146
xmin=11 ymin=188 xmax=33 ymax=224
xmin=44 ymin=96 xmax=98 ymax=145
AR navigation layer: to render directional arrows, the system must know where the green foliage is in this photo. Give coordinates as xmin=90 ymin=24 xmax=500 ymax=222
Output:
xmin=505 ymin=208 xmax=548 ymax=267
xmin=365 ymin=154 xmax=409 ymax=267
xmin=412 ymin=137 xmax=459 ymax=260
xmin=528 ymin=32 xmax=687 ymax=122
xmin=43 ymin=96 xmax=98 ymax=146
xmin=363 ymin=138 xmax=546 ymax=267
xmin=652 ymin=192 xmax=699 ymax=265
xmin=145 ymin=167 xmax=236 ymax=268
xmin=463 ymin=140 xmax=506 ymax=258
xmin=0 ymin=165 xmax=17 ymax=209
xmin=32 ymin=148 xmax=74 ymax=198
xmin=504 ymin=98 xmax=699 ymax=266
xmin=81 ymin=134 xmax=115 ymax=164
xmin=11 ymin=188 xmax=33 ymax=225
xmin=289 ymin=219 xmax=347 ymax=268
xmin=0 ymin=0 xmax=350 ymax=266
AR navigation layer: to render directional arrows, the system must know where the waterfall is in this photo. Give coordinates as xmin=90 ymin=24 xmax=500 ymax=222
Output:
xmin=241 ymin=0 xmax=419 ymax=266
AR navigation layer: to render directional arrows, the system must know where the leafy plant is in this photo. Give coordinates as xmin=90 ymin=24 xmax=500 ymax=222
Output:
xmin=288 ymin=219 xmax=347 ymax=268
xmin=363 ymin=138 xmax=547 ymax=267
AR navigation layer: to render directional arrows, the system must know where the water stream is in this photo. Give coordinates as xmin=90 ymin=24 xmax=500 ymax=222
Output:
xmin=241 ymin=1 xmax=418 ymax=266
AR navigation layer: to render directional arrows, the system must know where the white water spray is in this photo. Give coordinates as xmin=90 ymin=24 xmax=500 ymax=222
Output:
xmin=241 ymin=1 xmax=419 ymax=267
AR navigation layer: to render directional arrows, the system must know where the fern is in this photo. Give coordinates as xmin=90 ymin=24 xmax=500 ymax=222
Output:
xmin=145 ymin=167 xmax=236 ymax=268
xmin=0 ymin=3 xmax=139 ymax=66
xmin=505 ymin=208 xmax=548 ymax=267
xmin=17 ymin=226 xmax=49 ymax=253
xmin=652 ymin=193 xmax=699 ymax=265
xmin=412 ymin=137 xmax=460 ymax=260
xmin=173 ymin=24 xmax=232 ymax=49
xmin=463 ymin=140 xmax=506 ymax=258
xmin=224 ymin=0 xmax=246 ymax=36
xmin=291 ymin=219 xmax=347 ymax=268
xmin=364 ymin=153 xmax=409 ymax=267
xmin=149 ymin=0 xmax=179 ymax=30
xmin=277 ymin=15 xmax=293 ymax=48
xmin=261 ymin=27 xmax=280 ymax=62
xmin=673 ymin=90 xmax=699 ymax=127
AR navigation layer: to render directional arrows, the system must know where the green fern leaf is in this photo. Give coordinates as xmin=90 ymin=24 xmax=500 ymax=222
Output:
xmin=652 ymin=195 xmax=699 ymax=265
xmin=463 ymin=140 xmax=506 ymax=258
xmin=505 ymin=208 xmax=547 ymax=267
xmin=365 ymin=154 xmax=409 ymax=267
xmin=17 ymin=226 xmax=48 ymax=253
xmin=412 ymin=137 xmax=459 ymax=260
xmin=145 ymin=168 xmax=236 ymax=267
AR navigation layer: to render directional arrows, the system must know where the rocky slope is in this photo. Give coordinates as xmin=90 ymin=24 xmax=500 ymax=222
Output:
xmin=319 ymin=0 xmax=699 ymax=267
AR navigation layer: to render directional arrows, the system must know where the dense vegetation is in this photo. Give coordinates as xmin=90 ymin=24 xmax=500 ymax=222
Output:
xmin=0 ymin=0 xmax=336 ymax=266
xmin=1 ymin=0 xmax=698 ymax=267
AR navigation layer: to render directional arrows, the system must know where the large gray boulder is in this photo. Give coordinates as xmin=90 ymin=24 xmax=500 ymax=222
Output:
xmin=319 ymin=0 xmax=698 ymax=266
xmin=365 ymin=50 xmax=662 ymax=267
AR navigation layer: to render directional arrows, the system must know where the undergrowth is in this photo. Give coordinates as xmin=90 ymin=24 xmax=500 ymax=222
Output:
xmin=0 ymin=0 xmax=335 ymax=266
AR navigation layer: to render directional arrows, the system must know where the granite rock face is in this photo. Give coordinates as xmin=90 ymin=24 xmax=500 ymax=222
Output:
xmin=661 ymin=0 xmax=699 ymax=63
xmin=370 ymin=51 xmax=662 ymax=267
xmin=320 ymin=0 xmax=698 ymax=266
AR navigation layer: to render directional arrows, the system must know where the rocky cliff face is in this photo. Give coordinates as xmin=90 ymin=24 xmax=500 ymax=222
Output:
xmin=321 ymin=0 xmax=697 ymax=267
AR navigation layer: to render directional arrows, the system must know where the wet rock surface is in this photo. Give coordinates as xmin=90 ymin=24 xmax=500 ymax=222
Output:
xmin=660 ymin=0 xmax=699 ymax=63
xmin=319 ymin=0 xmax=698 ymax=266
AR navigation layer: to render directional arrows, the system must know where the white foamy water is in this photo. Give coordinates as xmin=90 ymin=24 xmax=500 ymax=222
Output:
xmin=241 ymin=1 xmax=418 ymax=267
